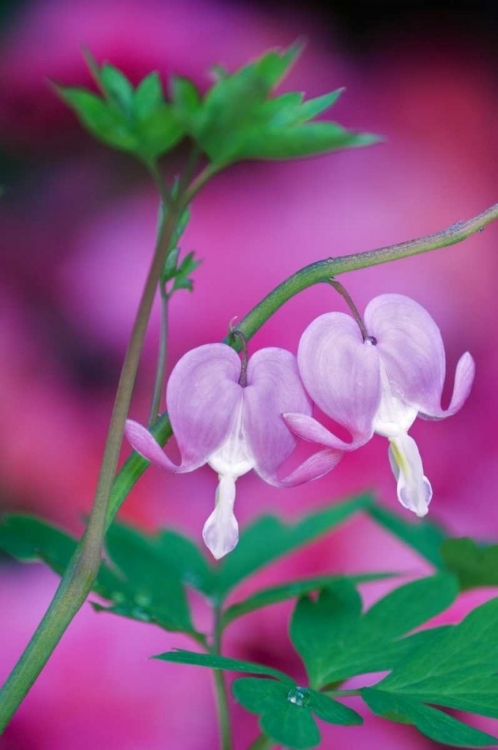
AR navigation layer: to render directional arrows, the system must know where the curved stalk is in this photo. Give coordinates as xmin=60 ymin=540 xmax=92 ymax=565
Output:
xmin=232 ymin=202 xmax=498 ymax=343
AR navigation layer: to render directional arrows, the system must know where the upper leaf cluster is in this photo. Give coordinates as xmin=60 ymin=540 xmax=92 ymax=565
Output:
xmin=56 ymin=45 xmax=380 ymax=168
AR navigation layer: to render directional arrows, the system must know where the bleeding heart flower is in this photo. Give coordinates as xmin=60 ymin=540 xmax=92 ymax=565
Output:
xmin=126 ymin=343 xmax=342 ymax=559
xmin=284 ymin=294 xmax=475 ymax=518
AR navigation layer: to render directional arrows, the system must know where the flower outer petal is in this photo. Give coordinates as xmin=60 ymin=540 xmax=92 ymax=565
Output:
xmin=365 ymin=294 xmax=448 ymax=416
xmin=167 ymin=343 xmax=243 ymax=466
xmin=283 ymin=412 xmax=368 ymax=451
xmin=388 ymin=432 xmax=432 ymax=517
xmin=419 ymin=351 xmax=475 ymax=420
xmin=259 ymin=447 xmax=344 ymax=488
xmin=125 ymin=419 xmax=200 ymax=473
xmin=202 ymin=474 xmax=239 ymax=559
xmin=297 ymin=313 xmax=381 ymax=444
xmin=242 ymin=348 xmax=312 ymax=478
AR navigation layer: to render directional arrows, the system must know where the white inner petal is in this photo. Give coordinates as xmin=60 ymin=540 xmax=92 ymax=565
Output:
xmin=373 ymin=361 xmax=418 ymax=438
xmin=203 ymin=475 xmax=239 ymax=559
xmin=208 ymin=398 xmax=255 ymax=478
xmin=388 ymin=433 xmax=432 ymax=517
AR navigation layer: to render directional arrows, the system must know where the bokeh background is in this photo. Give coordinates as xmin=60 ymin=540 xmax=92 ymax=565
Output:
xmin=1 ymin=0 xmax=497 ymax=747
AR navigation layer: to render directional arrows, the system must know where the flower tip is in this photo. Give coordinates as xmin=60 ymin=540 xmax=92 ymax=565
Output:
xmin=202 ymin=517 xmax=239 ymax=560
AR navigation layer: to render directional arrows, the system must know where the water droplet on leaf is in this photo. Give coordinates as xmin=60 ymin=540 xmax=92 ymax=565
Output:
xmin=287 ymin=686 xmax=311 ymax=707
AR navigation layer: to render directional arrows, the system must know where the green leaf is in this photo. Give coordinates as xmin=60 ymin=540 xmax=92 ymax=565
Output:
xmin=233 ymin=678 xmax=362 ymax=749
xmin=57 ymin=87 xmax=138 ymax=150
xmin=57 ymin=56 xmax=186 ymax=163
xmin=154 ymin=528 xmax=215 ymax=594
xmin=367 ymin=596 xmax=498 ymax=718
xmin=360 ymin=597 xmax=498 ymax=746
xmin=133 ymin=72 xmax=164 ymax=119
xmin=0 ymin=515 xmax=77 ymax=568
xmin=174 ymin=42 xmax=379 ymax=166
xmin=100 ymin=64 xmax=134 ymax=113
xmin=362 ymin=690 xmax=497 ymax=747
xmin=309 ymin=689 xmax=362 ymax=726
xmin=0 ymin=515 xmax=206 ymax=636
xmin=234 ymin=679 xmax=319 ymax=749
xmin=169 ymin=76 xmax=202 ymax=129
xmin=211 ymin=121 xmax=378 ymax=164
xmin=290 ymin=574 xmax=458 ymax=688
xmin=103 ymin=523 xmax=195 ymax=633
xmin=441 ymin=537 xmax=498 ymax=590
xmin=221 ymin=571 xmax=396 ymax=627
xmin=134 ymin=104 xmax=184 ymax=162
xmin=153 ymin=650 xmax=293 ymax=684
xmin=367 ymin=504 xmax=448 ymax=567
xmin=210 ymin=494 xmax=373 ymax=601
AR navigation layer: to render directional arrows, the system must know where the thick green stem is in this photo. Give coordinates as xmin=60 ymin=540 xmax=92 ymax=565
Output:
xmin=0 ymin=199 xmax=182 ymax=731
xmin=212 ymin=605 xmax=232 ymax=750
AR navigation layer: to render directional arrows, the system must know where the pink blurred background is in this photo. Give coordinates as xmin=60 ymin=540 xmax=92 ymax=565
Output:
xmin=1 ymin=0 xmax=497 ymax=747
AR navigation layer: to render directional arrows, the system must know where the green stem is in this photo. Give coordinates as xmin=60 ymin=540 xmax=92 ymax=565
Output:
xmin=183 ymin=162 xmax=220 ymax=203
xmin=212 ymin=605 xmax=232 ymax=750
xmin=0 ymin=198 xmax=183 ymax=732
xmin=231 ymin=202 xmax=498 ymax=344
xmin=248 ymin=734 xmax=274 ymax=750
xmin=148 ymin=287 xmax=169 ymax=427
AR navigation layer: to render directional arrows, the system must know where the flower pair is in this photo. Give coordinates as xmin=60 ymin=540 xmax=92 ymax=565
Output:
xmin=126 ymin=294 xmax=475 ymax=558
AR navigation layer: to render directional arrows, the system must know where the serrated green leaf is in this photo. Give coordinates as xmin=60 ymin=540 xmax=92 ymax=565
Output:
xmin=252 ymin=42 xmax=302 ymax=91
xmin=169 ymin=76 xmax=202 ymax=129
xmin=153 ymin=650 xmax=293 ymax=683
xmin=290 ymin=574 xmax=458 ymax=688
xmin=362 ymin=572 xmax=459 ymax=639
xmin=368 ymin=597 xmax=498 ymax=718
xmin=0 ymin=515 xmax=77 ymax=567
xmin=290 ymin=579 xmax=361 ymax=688
xmin=171 ymin=252 xmax=201 ymax=293
xmin=367 ymin=504 xmax=448 ymax=567
xmin=221 ymin=572 xmax=396 ymax=627
xmin=133 ymin=72 xmax=164 ymax=119
xmin=296 ymin=89 xmax=344 ymax=121
xmin=309 ymin=689 xmax=362 ymax=726
xmin=210 ymin=494 xmax=373 ymax=601
xmin=135 ymin=104 xmax=184 ymax=161
xmin=441 ymin=537 xmax=498 ymax=590
xmin=100 ymin=64 xmax=134 ymax=113
xmin=215 ymin=121 xmax=379 ymax=164
xmin=104 ymin=523 xmax=194 ymax=633
xmin=57 ymin=87 xmax=137 ymax=150
xmin=362 ymin=689 xmax=497 ymax=747
xmin=154 ymin=528 xmax=215 ymax=594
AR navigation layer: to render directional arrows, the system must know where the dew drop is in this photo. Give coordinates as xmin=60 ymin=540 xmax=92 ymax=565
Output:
xmin=478 ymin=227 xmax=484 ymax=233
xmin=367 ymin=335 xmax=377 ymax=345
xmin=111 ymin=591 xmax=127 ymax=604
xmin=287 ymin=686 xmax=311 ymax=707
